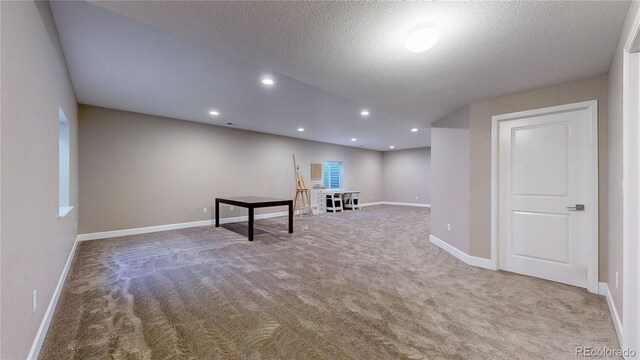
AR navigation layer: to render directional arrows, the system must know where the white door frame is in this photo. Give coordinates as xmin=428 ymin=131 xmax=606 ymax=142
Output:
xmin=623 ymin=9 xmax=640 ymax=356
xmin=490 ymin=100 xmax=599 ymax=294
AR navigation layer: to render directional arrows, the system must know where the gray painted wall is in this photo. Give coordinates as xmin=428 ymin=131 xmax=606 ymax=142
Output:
xmin=430 ymin=75 xmax=609 ymax=281
xmin=468 ymin=75 xmax=609 ymax=261
xmin=430 ymin=106 xmax=470 ymax=253
xmin=1 ymin=2 xmax=79 ymax=358
xmin=382 ymin=148 xmax=431 ymax=205
xmin=78 ymin=105 xmax=387 ymax=234
xmin=606 ymin=0 xmax=640 ymax=326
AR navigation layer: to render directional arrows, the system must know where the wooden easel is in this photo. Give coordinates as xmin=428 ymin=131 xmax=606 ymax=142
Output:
xmin=293 ymin=155 xmax=313 ymax=216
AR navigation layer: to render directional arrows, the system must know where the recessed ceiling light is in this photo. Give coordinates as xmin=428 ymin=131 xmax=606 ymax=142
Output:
xmin=389 ymin=145 xmax=395 ymax=149
xmin=261 ymin=78 xmax=275 ymax=86
xmin=361 ymin=110 xmax=370 ymax=116
xmin=351 ymin=138 xmax=357 ymax=142
xmin=298 ymin=128 xmax=305 ymax=132
xmin=411 ymin=128 xmax=419 ymax=132
xmin=405 ymin=24 xmax=439 ymax=53
xmin=209 ymin=110 xmax=220 ymax=116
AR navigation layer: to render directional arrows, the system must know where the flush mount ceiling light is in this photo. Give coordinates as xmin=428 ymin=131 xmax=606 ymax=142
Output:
xmin=389 ymin=145 xmax=395 ymax=149
xmin=405 ymin=24 xmax=439 ymax=53
xmin=209 ymin=110 xmax=219 ymax=116
xmin=261 ymin=78 xmax=275 ymax=86
xmin=298 ymin=128 xmax=305 ymax=132
xmin=411 ymin=128 xmax=419 ymax=132
xmin=360 ymin=110 xmax=370 ymax=117
xmin=351 ymin=138 xmax=357 ymax=142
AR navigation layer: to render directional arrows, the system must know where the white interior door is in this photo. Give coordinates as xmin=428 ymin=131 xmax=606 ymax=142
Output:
xmin=498 ymin=102 xmax=596 ymax=288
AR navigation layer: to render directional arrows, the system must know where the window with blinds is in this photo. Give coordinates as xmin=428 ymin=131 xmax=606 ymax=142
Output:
xmin=323 ymin=161 xmax=342 ymax=189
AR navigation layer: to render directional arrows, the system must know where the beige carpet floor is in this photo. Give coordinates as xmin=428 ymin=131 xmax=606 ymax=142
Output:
xmin=40 ymin=206 xmax=619 ymax=359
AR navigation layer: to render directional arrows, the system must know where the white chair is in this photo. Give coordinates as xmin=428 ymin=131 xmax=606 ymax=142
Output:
xmin=326 ymin=193 xmax=343 ymax=213
xmin=344 ymin=191 xmax=362 ymax=210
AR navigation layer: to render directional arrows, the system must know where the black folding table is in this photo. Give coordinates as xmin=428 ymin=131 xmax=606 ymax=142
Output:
xmin=215 ymin=196 xmax=293 ymax=241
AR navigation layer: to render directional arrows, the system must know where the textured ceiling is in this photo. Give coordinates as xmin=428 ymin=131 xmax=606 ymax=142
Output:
xmin=51 ymin=1 xmax=425 ymax=151
xmin=53 ymin=1 xmax=629 ymax=150
xmin=88 ymin=1 xmax=629 ymax=123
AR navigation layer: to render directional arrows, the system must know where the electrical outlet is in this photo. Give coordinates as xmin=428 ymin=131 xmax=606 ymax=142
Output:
xmin=415 ymin=196 xmax=419 ymax=200
xmin=447 ymin=224 xmax=451 ymax=232
xmin=369 ymin=195 xmax=372 ymax=199
xmin=32 ymin=290 xmax=37 ymax=312
xmin=616 ymin=272 xmax=619 ymax=289
xmin=74 ymin=221 xmax=77 ymax=230
xmin=202 ymin=208 xmax=208 ymax=214
xmin=230 ymin=206 xmax=234 ymax=211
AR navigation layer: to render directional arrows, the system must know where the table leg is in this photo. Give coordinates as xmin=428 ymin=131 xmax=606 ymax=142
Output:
xmin=215 ymin=199 xmax=220 ymax=227
xmin=288 ymin=202 xmax=294 ymax=233
xmin=248 ymin=207 xmax=254 ymax=241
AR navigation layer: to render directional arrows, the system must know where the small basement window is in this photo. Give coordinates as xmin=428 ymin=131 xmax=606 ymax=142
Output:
xmin=323 ymin=161 xmax=343 ymax=189
xmin=59 ymin=107 xmax=72 ymax=218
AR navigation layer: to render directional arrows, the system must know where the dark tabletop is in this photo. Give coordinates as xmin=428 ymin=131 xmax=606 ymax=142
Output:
xmin=216 ymin=196 xmax=291 ymax=204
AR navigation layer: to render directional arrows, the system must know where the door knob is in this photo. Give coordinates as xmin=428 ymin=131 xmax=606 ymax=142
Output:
xmin=567 ymin=204 xmax=585 ymax=211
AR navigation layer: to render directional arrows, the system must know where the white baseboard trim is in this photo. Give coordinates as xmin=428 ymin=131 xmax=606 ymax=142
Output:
xmin=222 ymin=212 xmax=282 ymax=223
xmin=598 ymin=282 xmax=610 ymax=296
xmin=78 ymin=202 xmax=430 ymax=242
xmin=27 ymin=235 xmax=80 ymax=360
xmin=362 ymin=201 xmax=430 ymax=208
xmin=599 ymin=282 xmax=624 ymax=349
xmin=78 ymin=220 xmax=213 ymax=241
xmin=429 ymin=234 xmax=495 ymax=270
xmin=361 ymin=201 xmax=384 ymax=207
xmin=77 ymin=211 xmax=289 ymax=241
xmin=382 ymin=202 xmax=431 ymax=208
